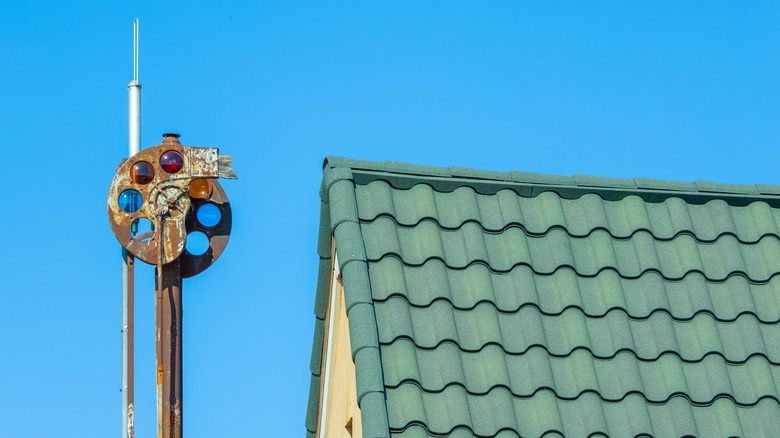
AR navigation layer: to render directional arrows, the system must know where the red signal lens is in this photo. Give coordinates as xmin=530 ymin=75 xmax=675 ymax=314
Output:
xmin=160 ymin=151 xmax=184 ymax=173
xmin=131 ymin=161 xmax=155 ymax=184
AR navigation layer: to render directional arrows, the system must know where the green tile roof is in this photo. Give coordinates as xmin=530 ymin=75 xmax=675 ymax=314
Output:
xmin=307 ymin=157 xmax=780 ymax=437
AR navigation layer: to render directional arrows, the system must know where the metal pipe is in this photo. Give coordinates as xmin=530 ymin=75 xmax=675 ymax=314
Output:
xmin=121 ymin=249 xmax=133 ymax=438
xmin=123 ymin=18 xmax=140 ymax=438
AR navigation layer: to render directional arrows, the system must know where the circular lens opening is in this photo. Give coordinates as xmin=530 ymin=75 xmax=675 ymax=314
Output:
xmin=160 ymin=151 xmax=184 ymax=173
xmin=119 ymin=189 xmax=143 ymax=213
xmin=131 ymin=161 xmax=155 ymax=184
xmin=188 ymin=178 xmax=212 ymax=199
xmin=131 ymin=218 xmax=155 ymax=242
xmin=185 ymin=231 xmax=210 ymax=255
xmin=196 ymin=203 xmax=222 ymax=228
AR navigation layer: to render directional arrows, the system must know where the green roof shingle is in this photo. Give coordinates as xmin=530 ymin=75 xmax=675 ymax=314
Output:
xmin=307 ymin=157 xmax=780 ymax=437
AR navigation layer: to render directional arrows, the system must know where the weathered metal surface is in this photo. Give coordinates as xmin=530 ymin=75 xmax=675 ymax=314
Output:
xmin=107 ymin=134 xmax=233 ymax=270
xmin=156 ymin=260 xmax=183 ymax=438
xmin=187 ymin=147 xmax=219 ymax=177
xmin=127 ymin=403 xmax=135 ymax=438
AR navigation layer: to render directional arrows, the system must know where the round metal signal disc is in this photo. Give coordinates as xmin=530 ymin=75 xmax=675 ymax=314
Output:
xmin=108 ymin=139 xmax=233 ymax=274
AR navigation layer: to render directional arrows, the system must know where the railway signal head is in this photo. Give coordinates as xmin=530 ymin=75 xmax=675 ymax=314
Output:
xmin=108 ymin=134 xmax=236 ymax=277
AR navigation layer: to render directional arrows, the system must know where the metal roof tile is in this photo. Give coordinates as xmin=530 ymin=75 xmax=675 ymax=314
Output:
xmin=305 ymin=375 xmax=322 ymax=434
xmin=309 ymin=319 xmax=324 ymax=375
xmin=316 ymin=201 xmax=331 ymax=258
xmin=313 ymin=259 xmax=330 ymax=319
xmin=341 ymin=261 xmax=372 ymax=311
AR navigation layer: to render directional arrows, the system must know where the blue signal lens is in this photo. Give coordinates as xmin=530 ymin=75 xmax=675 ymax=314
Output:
xmin=196 ymin=203 xmax=222 ymax=228
xmin=119 ymin=189 xmax=143 ymax=213
xmin=185 ymin=231 xmax=210 ymax=255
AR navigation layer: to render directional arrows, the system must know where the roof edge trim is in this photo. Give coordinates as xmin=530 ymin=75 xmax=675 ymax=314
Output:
xmin=324 ymin=156 xmax=780 ymax=207
xmin=306 ymin=169 xmax=391 ymax=437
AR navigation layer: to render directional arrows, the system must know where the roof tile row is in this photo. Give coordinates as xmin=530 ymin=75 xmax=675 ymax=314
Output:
xmin=361 ymin=217 xmax=780 ymax=281
xmin=357 ymin=180 xmax=780 ymax=242
xmin=385 ymin=386 xmax=780 ymax=437
xmin=368 ymin=258 xmax=780 ymax=323
xmin=374 ymin=297 xmax=780 ymax=363
xmin=381 ymin=338 xmax=780 ymax=405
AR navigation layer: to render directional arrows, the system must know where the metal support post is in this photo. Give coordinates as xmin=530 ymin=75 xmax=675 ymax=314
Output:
xmin=156 ymin=259 xmax=183 ymax=438
xmin=121 ymin=249 xmax=135 ymax=438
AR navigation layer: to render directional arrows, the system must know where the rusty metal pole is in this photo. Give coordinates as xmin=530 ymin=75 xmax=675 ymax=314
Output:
xmin=156 ymin=206 xmax=182 ymax=438
xmin=163 ymin=261 xmax=183 ymax=438
xmin=155 ymin=261 xmax=163 ymax=438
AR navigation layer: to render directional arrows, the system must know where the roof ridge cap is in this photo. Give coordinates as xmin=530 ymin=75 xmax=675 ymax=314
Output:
xmin=323 ymin=155 xmax=780 ymax=199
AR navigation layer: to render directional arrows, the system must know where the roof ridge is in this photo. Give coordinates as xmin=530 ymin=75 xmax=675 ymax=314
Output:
xmin=324 ymin=155 xmax=780 ymax=200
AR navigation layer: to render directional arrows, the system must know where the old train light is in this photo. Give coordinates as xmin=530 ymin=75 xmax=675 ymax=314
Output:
xmin=107 ymin=134 xmax=236 ymax=276
xmin=160 ymin=150 xmax=184 ymax=174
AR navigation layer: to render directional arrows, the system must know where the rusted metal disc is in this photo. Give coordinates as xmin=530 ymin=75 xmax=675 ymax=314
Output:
xmin=107 ymin=138 xmax=232 ymax=275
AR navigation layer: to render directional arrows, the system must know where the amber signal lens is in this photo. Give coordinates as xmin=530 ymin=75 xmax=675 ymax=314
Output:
xmin=188 ymin=178 xmax=212 ymax=199
xmin=160 ymin=151 xmax=184 ymax=173
xmin=131 ymin=161 xmax=155 ymax=184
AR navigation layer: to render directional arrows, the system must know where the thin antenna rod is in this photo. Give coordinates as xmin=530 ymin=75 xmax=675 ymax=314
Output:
xmin=133 ymin=19 xmax=139 ymax=81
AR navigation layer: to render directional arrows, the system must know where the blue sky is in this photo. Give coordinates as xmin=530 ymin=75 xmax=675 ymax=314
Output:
xmin=1 ymin=2 xmax=779 ymax=436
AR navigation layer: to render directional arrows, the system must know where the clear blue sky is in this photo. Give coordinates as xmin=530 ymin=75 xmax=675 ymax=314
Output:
xmin=1 ymin=2 xmax=779 ymax=436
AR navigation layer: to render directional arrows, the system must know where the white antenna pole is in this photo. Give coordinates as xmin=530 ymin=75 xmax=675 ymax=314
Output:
xmin=122 ymin=18 xmax=141 ymax=438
